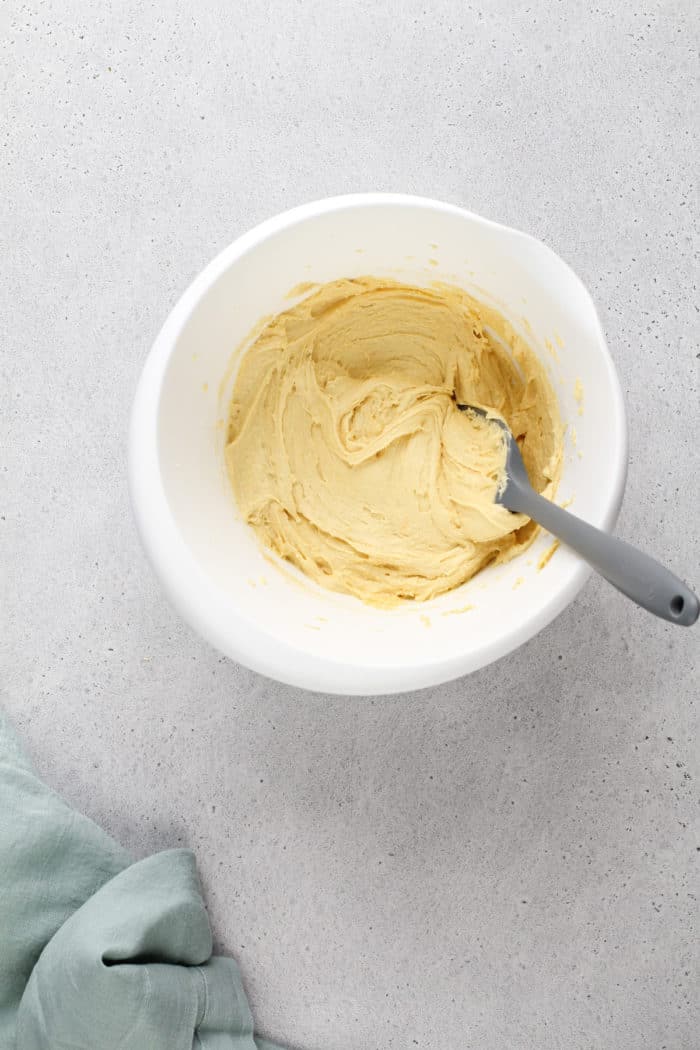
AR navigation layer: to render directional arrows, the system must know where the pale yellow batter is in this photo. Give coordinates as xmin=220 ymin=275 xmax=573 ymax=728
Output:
xmin=225 ymin=277 xmax=562 ymax=607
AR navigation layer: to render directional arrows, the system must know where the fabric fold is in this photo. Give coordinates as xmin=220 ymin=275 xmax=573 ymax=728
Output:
xmin=0 ymin=714 xmax=286 ymax=1050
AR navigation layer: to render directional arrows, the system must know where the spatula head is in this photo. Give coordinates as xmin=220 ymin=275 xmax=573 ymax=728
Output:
xmin=455 ymin=402 xmax=529 ymax=510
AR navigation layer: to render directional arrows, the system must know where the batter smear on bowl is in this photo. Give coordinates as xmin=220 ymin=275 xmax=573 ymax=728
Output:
xmin=225 ymin=277 xmax=563 ymax=607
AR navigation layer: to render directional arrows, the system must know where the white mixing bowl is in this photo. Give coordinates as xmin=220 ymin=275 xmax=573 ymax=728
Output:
xmin=129 ymin=194 xmax=627 ymax=695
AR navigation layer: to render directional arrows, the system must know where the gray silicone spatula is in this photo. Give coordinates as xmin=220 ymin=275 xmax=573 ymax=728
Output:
xmin=458 ymin=404 xmax=699 ymax=626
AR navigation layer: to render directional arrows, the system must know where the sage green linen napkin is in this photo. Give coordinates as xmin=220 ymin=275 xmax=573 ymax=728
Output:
xmin=0 ymin=713 xmax=285 ymax=1050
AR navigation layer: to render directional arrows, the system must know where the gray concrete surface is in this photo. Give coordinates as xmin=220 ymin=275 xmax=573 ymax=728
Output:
xmin=2 ymin=2 xmax=698 ymax=1047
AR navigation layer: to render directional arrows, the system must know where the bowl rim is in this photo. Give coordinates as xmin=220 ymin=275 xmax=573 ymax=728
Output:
xmin=128 ymin=193 xmax=628 ymax=695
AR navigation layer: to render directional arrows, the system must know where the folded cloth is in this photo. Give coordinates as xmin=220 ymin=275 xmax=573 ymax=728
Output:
xmin=0 ymin=712 xmax=286 ymax=1050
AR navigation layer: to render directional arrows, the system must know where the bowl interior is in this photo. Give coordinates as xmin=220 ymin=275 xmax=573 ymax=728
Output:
xmin=150 ymin=198 xmax=626 ymax=691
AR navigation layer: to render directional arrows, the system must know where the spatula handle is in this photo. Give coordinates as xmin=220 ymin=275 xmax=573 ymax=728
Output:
xmin=509 ymin=486 xmax=699 ymax=626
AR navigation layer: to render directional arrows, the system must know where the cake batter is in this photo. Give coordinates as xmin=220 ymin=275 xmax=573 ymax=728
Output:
xmin=225 ymin=277 xmax=562 ymax=606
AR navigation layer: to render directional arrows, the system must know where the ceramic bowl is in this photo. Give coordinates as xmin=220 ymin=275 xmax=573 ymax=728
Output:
xmin=129 ymin=194 xmax=627 ymax=694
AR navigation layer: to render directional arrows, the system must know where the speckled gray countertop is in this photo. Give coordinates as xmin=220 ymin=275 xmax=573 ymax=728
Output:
xmin=2 ymin=3 xmax=698 ymax=1048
